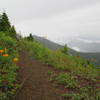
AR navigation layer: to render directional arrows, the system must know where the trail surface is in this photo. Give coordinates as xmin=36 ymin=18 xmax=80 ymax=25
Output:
xmin=14 ymin=50 xmax=64 ymax=100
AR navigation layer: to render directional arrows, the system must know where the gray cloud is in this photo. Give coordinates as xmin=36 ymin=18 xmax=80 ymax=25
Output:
xmin=0 ymin=0 xmax=100 ymax=45
xmin=0 ymin=0 xmax=99 ymax=20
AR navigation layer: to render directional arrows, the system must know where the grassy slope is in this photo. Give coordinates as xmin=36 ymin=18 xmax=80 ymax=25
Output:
xmin=33 ymin=35 xmax=100 ymax=67
xmin=33 ymin=35 xmax=63 ymax=50
xmin=20 ymin=39 xmax=100 ymax=100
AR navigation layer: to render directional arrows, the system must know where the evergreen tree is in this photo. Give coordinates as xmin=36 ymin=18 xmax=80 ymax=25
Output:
xmin=0 ymin=14 xmax=2 ymax=31
xmin=0 ymin=12 xmax=11 ymax=32
xmin=27 ymin=33 xmax=34 ymax=41
xmin=61 ymin=44 xmax=68 ymax=54
xmin=9 ymin=25 xmax=17 ymax=38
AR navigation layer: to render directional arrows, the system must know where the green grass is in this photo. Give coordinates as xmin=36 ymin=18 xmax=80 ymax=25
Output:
xmin=61 ymin=87 xmax=100 ymax=100
xmin=47 ymin=71 xmax=54 ymax=76
xmin=0 ymin=33 xmax=19 ymax=100
xmin=20 ymin=39 xmax=100 ymax=100
xmin=54 ymin=73 xmax=79 ymax=88
xmin=62 ymin=93 xmax=85 ymax=100
xmin=20 ymin=39 xmax=100 ymax=79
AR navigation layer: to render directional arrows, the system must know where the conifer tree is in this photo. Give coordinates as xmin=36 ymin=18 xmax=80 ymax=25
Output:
xmin=0 ymin=12 xmax=11 ymax=32
xmin=61 ymin=44 xmax=68 ymax=54
xmin=9 ymin=25 xmax=17 ymax=38
xmin=0 ymin=14 xmax=2 ymax=31
xmin=27 ymin=33 xmax=34 ymax=41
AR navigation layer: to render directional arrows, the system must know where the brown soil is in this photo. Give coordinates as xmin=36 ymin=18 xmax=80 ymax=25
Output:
xmin=14 ymin=50 xmax=66 ymax=100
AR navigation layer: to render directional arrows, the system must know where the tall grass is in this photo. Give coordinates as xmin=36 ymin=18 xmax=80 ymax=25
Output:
xmin=21 ymin=39 xmax=100 ymax=79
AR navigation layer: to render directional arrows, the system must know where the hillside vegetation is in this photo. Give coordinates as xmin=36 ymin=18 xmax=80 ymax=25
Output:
xmin=0 ymin=12 xmax=19 ymax=100
xmin=20 ymin=37 xmax=100 ymax=100
xmin=32 ymin=35 xmax=100 ymax=67
xmin=21 ymin=38 xmax=100 ymax=78
xmin=0 ymin=12 xmax=100 ymax=100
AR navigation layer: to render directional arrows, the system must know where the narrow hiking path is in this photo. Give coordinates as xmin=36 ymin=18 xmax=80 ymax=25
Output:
xmin=14 ymin=50 xmax=65 ymax=100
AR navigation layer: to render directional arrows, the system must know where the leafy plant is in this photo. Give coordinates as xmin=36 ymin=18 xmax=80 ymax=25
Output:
xmin=54 ymin=73 xmax=79 ymax=88
xmin=0 ymin=34 xmax=18 ymax=100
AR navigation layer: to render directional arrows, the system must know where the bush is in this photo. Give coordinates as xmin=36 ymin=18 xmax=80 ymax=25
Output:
xmin=0 ymin=34 xmax=18 ymax=100
xmin=0 ymin=33 xmax=17 ymax=48
xmin=55 ymin=73 xmax=79 ymax=88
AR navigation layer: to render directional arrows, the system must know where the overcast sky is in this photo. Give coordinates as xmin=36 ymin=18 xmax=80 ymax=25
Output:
xmin=0 ymin=0 xmax=100 ymax=45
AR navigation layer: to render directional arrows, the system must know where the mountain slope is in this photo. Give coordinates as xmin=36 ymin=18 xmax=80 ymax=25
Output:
xmin=33 ymin=35 xmax=100 ymax=66
xmin=33 ymin=35 xmax=63 ymax=50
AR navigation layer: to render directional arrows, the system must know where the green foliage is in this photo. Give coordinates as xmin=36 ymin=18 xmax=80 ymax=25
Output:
xmin=0 ymin=12 xmax=11 ymax=32
xmin=0 ymin=33 xmax=17 ymax=48
xmin=61 ymin=44 xmax=68 ymax=54
xmin=0 ymin=12 xmax=17 ymax=39
xmin=47 ymin=71 xmax=54 ymax=76
xmin=0 ymin=55 xmax=11 ymax=67
xmin=62 ymin=87 xmax=100 ymax=100
xmin=62 ymin=93 xmax=85 ymax=100
xmin=21 ymin=39 xmax=100 ymax=79
xmin=8 ymin=25 xmax=17 ymax=39
xmin=20 ymin=35 xmax=100 ymax=100
xmin=0 ymin=33 xmax=17 ymax=58
xmin=0 ymin=33 xmax=18 ymax=100
xmin=54 ymin=73 xmax=78 ymax=88
xmin=0 ymin=12 xmax=19 ymax=100
xmin=26 ymin=33 xmax=34 ymax=41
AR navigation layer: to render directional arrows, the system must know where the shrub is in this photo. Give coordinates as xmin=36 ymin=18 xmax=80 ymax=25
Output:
xmin=0 ymin=33 xmax=17 ymax=48
xmin=0 ymin=34 xmax=18 ymax=100
xmin=54 ymin=73 xmax=79 ymax=88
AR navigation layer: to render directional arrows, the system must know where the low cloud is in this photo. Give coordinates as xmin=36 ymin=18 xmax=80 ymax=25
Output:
xmin=77 ymin=38 xmax=100 ymax=43
xmin=71 ymin=47 xmax=80 ymax=52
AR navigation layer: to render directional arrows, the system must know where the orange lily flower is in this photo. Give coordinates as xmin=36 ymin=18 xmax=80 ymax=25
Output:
xmin=0 ymin=50 xmax=4 ymax=53
xmin=13 ymin=58 xmax=18 ymax=62
xmin=3 ymin=54 xmax=9 ymax=57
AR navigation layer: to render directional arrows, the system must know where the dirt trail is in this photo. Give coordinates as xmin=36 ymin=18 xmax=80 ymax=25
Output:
xmin=14 ymin=50 xmax=64 ymax=100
